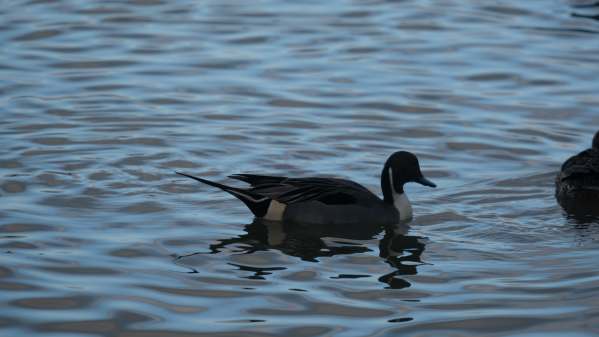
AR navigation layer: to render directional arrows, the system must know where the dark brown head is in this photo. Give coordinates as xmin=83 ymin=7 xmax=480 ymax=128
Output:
xmin=381 ymin=151 xmax=435 ymax=202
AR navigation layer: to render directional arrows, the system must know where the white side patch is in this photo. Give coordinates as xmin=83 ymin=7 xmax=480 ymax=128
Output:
xmin=389 ymin=168 xmax=413 ymax=220
xmin=263 ymin=200 xmax=286 ymax=221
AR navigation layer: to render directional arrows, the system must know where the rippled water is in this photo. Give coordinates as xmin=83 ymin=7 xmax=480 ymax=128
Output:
xmin=2 ymin=0 xmax=599 ymax=336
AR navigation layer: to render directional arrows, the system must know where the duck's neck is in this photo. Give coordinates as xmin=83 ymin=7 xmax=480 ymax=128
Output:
xmin=382 ymin=167 xmax=412 ymax=220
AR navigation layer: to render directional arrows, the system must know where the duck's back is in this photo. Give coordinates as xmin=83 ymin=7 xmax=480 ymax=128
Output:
xmin=274 ymin=177 xmax=399 ymax=225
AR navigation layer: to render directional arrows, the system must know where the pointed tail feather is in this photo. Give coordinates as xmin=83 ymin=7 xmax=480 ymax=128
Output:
xmin=176 ymin=172 xmax=271 ymax=217
xmin=228 ymin=173 xmax=287 ymax=186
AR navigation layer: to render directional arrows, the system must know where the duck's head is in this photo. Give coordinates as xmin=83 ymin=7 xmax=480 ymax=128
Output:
xmin=593 ymin=130 xmax=599 ymax=150
xmin=381 ymin=151 xmax=436 ymax=200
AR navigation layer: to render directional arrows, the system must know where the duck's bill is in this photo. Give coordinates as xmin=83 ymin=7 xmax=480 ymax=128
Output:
xmin=416 ymin=176 xmax=436 ymax=188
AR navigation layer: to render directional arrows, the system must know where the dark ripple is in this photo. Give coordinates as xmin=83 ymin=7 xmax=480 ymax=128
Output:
xmin=41 ymin=266 xmax=120 ymax=276
xmin=50 ymin=60 xmax=138 ymax=69
xmin=0 ymin=223 xmax=54 ymax=233
xmin=11 ymin=296 xmax=92 ymax=310
xmin=13 ymin=29 xmax=63 ymax=41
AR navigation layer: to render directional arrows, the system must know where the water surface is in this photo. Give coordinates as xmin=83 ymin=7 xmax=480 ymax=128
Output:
xmin=1 ymin=0 xmax=599 ymax=336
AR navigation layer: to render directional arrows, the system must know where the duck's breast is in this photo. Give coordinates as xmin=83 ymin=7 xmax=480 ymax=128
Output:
xmin=556 ymin=172 xmax=599 ymax=215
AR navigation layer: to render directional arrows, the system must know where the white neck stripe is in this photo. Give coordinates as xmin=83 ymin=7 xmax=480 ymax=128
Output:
xmin=389 ymin=167 xmax=396 ymax=194
xmin=389 ymin=168 xmax=412 ymax=220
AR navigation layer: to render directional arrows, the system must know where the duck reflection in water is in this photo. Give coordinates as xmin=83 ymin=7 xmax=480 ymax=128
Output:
xmin=176 ymin=219 xmax=426 ymax=289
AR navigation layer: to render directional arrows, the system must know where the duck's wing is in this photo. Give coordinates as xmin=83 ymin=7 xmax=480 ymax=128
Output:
xmin=233 ymin=175 xmax=377 ymax=205
xmin=560 ymin=149 xmax=599 ymax=181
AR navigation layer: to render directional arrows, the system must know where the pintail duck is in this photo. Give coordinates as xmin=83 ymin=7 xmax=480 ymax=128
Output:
xmin=177 ymin=151 xmax=436 ymax=225
xmin=556 ymin=130 xmax=599 ymax=216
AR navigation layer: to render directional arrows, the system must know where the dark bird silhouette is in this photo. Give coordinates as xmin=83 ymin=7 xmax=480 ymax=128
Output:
xmin=177 ymin=151 xmax=435 ymax=225
xmin=556 ymin=130 xmax=599 ymax=217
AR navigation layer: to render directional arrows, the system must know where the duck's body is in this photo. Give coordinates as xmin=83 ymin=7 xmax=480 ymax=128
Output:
xmin=243 ymin=176 xmax=401 ymax=225
xmin=556 ymin=131 xmax=599 ymax=215
xmin=178 ymin=151 xmax=435 ymax=225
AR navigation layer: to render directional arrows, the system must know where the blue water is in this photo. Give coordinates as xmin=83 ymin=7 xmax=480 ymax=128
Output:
xmin=1 ymin=0 xmax=599 ymax=336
